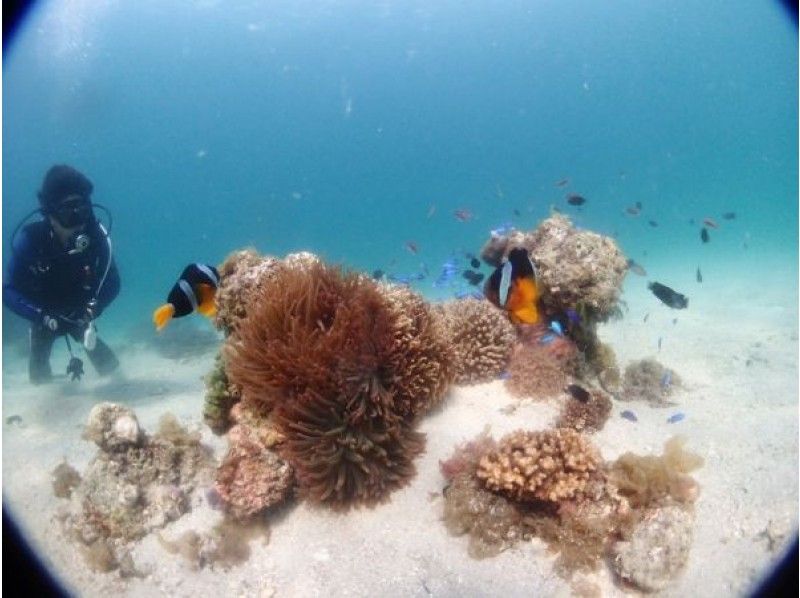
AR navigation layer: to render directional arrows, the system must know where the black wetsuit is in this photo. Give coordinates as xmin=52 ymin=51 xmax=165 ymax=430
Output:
xmin=3 ymin=219 xmax=121 ymax=383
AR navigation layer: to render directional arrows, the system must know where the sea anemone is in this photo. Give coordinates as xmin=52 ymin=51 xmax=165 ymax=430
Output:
xmin=226 ymin=260 xmax=451 ymax=507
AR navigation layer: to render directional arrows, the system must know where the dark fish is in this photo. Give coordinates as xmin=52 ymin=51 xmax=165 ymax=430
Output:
xmin=462 ymin=270 xmax=484 ymax=286
xmin=722 ymin=212 xmax=736 ymax=220
xmin=555 ymin=178 xmax=570 ymax=187
xmin=625 ymin=205 xmax=641 ymax=216
xmin=567 ymin=194 xmax=586 ymax=206
xmin=635 ymin=201 xmax=642 ymax=209
xmin=703 ymin=218 xmax=719 ymax=229
xmin=372 ymin=269 xmax=385 ymax=280
xmin=658 ymin=337 xmax=663 ymax=351
xmin=566 ymin=384 xmax=590 ymax=403
xmin=700 ymin=228 xmax=710 ymax=243
xmin=565 ymin=308 xmax=581 ymax=324
xmin=470 ymin=257 xmax=481 ymax=269
xmin=649 ymin=281 xmax=688 ymax=309
xmin=405 ymin=241 xmax=419 ymax=254
xmin=666 ymin=412 xmax=686 ymax=424
xmin=513 ymin=209 xmax=521 ymax=217
xmin=643 ymin=313 xmax=649 ymax=322
xmin=5 ymin=415 xmax=22 ymax=425
xmin=672 ymin=318 xmax=678 ymax=325
xmin=620 ymin=410 xmax=638 ymax=422
xmin=696 ymin=267 xmax=702 ymax=283
xmin=627 ymin=259 xmax=647 ymax=277
xmin=648 ymin=220 xmax=658 ymax=227
xmin=153 ymin=263 xmax=220 ymax=331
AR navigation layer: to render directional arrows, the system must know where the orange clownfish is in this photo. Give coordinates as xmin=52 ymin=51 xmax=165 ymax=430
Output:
xmin=153 ymin=263 xmax=219 ymax=331
xmin=484 ymin=247 xmax=541 ymax=324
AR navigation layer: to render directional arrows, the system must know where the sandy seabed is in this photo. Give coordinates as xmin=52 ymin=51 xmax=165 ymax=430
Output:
xmin=2 ymin=275 xmax=797 ymax=598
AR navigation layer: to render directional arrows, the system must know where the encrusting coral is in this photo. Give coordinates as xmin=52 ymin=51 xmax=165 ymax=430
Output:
xmin=214 ymin=436 xmax=294 ymax=521
xmin=505 ymin=323 xmax=580 ymax=400
xmin=55 ymin=404 xmax=214 ymax=573
xmin=621 ymin=358 xmax=681 ymax=405
xmin=203 ymin=350 xmax=242 ymax=434
xmin=556 ymin=388 xmax=613 ymax=433
xmin=476 ymin=428 xmax=602 ymax=503
xmin=433 ymin=298 xmax=516 ymax=384
xmin=225 ymin=259 xmax=453 ymax=507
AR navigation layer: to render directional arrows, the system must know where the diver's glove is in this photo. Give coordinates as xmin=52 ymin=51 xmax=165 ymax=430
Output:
xmin=67 ymin=357 xmax=84 ymax=381
xmin=42 ymin=314 xmax=60 ymax=331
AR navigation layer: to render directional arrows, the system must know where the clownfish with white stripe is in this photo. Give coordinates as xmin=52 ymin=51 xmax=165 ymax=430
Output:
xmin=153 ymin=263 xmax=220 ymax=331
xmin=483 ymin=247 xmax=541 ymax=324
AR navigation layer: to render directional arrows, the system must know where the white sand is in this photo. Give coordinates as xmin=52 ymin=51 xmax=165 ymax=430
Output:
xmin=2 ymin=276 xmax=797 ymax=597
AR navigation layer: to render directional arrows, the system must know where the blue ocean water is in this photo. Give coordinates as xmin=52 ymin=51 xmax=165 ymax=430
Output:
xmin=4 ymin=1 xmax=796 ymax=347
xmin=2 ymin=3 xmax=798 ymax=594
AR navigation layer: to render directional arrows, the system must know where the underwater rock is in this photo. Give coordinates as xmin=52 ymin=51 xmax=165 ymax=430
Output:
xmin=611 ymin=506 xmax=695 ymax=592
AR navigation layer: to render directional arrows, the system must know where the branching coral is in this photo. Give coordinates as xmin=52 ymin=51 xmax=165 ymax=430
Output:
xmin=476 ymin=428 xmax=602 ymax=503
xmin=556 ymin=389 xmax=613 ymax=433
xmin=434 ymin=298 xmax=515 ymax=385
xmin=225 ymin=260 xmax=451 ymax=507
xmin=621 ymin=359 xmax=681 ymax=405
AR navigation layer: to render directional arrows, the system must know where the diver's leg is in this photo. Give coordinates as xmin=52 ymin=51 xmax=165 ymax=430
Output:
xmin=84 ymin=337 xmax=120 ymax=376
xmin=28 ymin=324 xmax=56 ymax=384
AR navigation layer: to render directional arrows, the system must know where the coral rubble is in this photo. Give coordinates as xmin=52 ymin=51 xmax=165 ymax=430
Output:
xmin=56 ymin=404 xmax=214 ymax=572
xmin=434 ymin=298 xmax=516 ymax=384
xmin=441 ymin=428 xmax=703 ymax=587
xmin=621 ymin=358 xmax=681 ymax=405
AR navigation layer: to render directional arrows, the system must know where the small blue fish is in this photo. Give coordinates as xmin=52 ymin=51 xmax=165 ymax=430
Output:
xmin=565 ymin=308 xmax=580 ymax=324
xmin=497 ymin=371 xmax=511 ymax=380
xmin=657 ymin=337 xmax=663 ymax=351
xmin=667 ymin=412 xmax=685 ymax=424
xmin=549 ymin=321 xmax=564 ymax=336
xmin=620 ymin=410 xmax=638 ymax=422
xmin=539 ymin=333 xmax=556 ymax=345
xmin=433 ymin=258 xmax=459 ymax=287
xmin=660 ymin=370 xmax=672 ymax=389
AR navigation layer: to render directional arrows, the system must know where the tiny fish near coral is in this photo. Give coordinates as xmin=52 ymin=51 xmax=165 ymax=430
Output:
xmin=621 ymin=410 xmax=638 ymax=422
xmin=666 ymin=412 xmax=686 ymax=424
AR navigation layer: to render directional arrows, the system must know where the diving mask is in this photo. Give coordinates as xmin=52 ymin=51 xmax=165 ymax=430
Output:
xmin=52 ymin=194 xmax=94 ymax=228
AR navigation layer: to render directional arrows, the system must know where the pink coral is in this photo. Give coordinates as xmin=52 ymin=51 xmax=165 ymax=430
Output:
xmin=214 ymin=437 xmax=294 ymax=521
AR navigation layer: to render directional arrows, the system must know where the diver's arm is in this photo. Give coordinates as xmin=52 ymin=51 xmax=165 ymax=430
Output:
xmin=3 ymin=230 xmax=47 ymax=323
xmin=94 ymin=259 xmax=120 ymax=316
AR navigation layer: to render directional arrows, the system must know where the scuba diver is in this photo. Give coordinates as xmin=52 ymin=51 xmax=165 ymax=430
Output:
xmin=3 ymin=164 xmax=120 ymax=384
